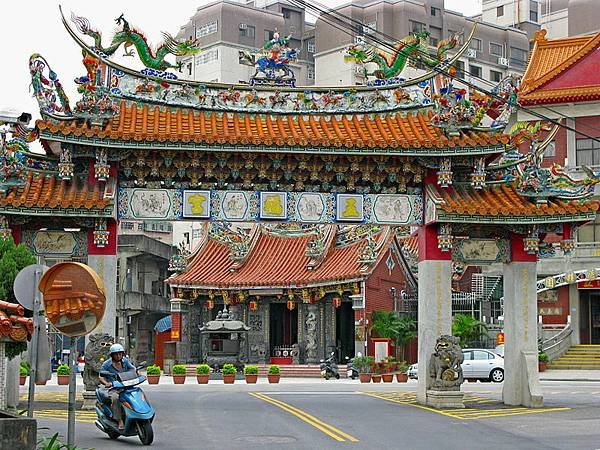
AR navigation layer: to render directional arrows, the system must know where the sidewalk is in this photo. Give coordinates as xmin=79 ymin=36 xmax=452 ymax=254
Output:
xmin=540 ymin=369 xmax=600 ymax=382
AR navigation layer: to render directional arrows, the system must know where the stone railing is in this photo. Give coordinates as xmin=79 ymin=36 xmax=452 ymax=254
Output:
xmin=541 ymin=323 xmax=573 ymax=361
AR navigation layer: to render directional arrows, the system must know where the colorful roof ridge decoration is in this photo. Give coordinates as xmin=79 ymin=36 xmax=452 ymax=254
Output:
xmin=0 ymin=300 xmax=33 ymax=342
xmin=36 ymin=104 xmax=510 ymax=153
xmin=519 ymin=29 xmax=600 ymax=105
xmin=0 ymin=171 xmax=115 ymax=217
xmin=428 ymin=184 xmax=599 ymax=224
xmin=168 ymin=224 xmax=394 ymax=289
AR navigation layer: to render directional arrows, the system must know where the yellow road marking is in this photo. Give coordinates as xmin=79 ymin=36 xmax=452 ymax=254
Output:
xmin=33 ymin=409 xmax=97 ymax=423
xmin=250 ymin=393 xmax=358 ymax=442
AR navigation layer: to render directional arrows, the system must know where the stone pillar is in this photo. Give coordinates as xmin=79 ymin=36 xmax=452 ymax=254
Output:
xmin=569 ymin=283 xmax=581 ymax=345
xmin=416 ymin=224 xmax=452 ymax=405
xmin=6 ymin=355 xmax=20 ymax=410
xmin=0 ymin=343 xmax=6 ymax=411
xmin=502 ymin=233 xmax=543 ymax=407
xmin=305 ymin=303 xmax=319 ymax=364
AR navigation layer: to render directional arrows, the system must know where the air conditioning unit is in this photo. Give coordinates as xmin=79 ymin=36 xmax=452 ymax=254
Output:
xmin=466 ymin=48 xmax=477 ymax=58
xmin=498 ymin=57 xmax=510 ymax=67
xmin=239 ymin=23 xmax=248 ymax=30
xmin=350 ymin=294 xmax=365 ymax=310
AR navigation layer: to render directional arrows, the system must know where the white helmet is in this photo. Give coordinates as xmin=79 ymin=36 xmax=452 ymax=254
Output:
xmin=109 ymin=343 xmax=125 ymax=355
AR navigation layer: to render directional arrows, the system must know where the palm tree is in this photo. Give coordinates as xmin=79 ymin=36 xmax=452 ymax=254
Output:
xmin=452 ymin=314 xmax=489 ymax=348
xmin=370 ymin=311 xmax=417 ymax=361
xmin=395 ymin=315 xmax=417 ymax=361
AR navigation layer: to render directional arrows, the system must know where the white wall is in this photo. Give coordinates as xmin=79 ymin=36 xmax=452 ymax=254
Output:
xmin=540 ymin=8 xmax=569 ymax=39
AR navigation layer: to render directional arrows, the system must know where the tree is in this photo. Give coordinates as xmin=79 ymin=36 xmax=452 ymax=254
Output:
xmin=452 ymin=313 xmax=489 ymax=348
xmin=395 ymin=315 xmax=417 ymax=361
xmin=370 ymin=311 xmax=417 ymax=361
xmin=0 ymin=238 xmax=36 ymax=359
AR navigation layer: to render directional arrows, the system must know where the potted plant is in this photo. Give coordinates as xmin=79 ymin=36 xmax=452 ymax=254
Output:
xmin=222 ymin=363 xmax=237 ymax=384
xmin=19 ymin=364 xmax=29 ymax=386
xmin=244 ymin=365 xmax=258 ymax=384
xmin=57 ymin=364 xmax=70 ymax=385
xmin=371 ymin=363 xmax=382 ymax=383
xmin=382 ymin=356 xmax=395 ymax=382
xmin=146 ymin=365 xmax=161 ymax=384
xmin=172 ymin=364 xmax=187 ymax=384
xmin=196 ymin=364 xmax=211 ymax=384
xmin=353 ymin=356 xmax=374 ymax=383
xmin=396 ymin=362 xmax=409 ymax=383
xmin=267 ymin=365 xmax=280 ymax=383
xmin=538 ymin=351 xmax=549 ymax=372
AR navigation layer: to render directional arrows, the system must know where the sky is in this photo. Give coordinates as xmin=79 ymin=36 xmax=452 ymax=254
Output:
xmin=0 ymin=0 xmax=480 ymax=122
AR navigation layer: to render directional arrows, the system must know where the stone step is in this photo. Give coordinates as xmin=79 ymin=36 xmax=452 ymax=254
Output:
xmin=548 ymin=365 xmax=600 ymax=369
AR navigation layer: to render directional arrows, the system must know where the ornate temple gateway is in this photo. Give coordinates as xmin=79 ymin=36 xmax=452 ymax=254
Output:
xmin=2 ymin=9 xmax=599 ymax=407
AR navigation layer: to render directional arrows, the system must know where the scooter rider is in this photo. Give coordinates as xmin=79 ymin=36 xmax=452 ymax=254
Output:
xmin=99 ymin=343 xmax=135 ymax=430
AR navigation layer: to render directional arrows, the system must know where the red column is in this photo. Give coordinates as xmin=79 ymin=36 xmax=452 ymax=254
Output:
xmin=510 ymin=232 xmax=537 ymax=263
xmin=418 ymin=223 xmax=452 ymax=262
xmin=87 ymin=219 xmax=118 ymax=255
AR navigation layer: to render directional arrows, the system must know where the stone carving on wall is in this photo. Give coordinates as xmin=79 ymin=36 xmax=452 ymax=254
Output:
xmin=305 ymin=304 xmax=318 ymax=362
xmin=428 ymin=335 xmax=464 ymax=391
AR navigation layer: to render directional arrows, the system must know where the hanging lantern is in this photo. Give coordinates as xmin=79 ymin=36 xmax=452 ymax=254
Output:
xmin=333 ymin=296 xmax=342 ymax=308
xmin=248 ymin=300 xmax=258 ymax=311
xmin=206 ymin=299 xmax=214 ymax=310
xmin=287 ymin=300 xmax=296 ymax=311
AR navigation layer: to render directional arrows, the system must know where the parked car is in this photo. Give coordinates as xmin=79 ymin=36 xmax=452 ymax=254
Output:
xmin=405 ymin=349 xmax=504 ymax=382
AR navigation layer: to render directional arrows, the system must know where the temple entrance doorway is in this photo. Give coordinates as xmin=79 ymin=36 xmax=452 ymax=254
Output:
xmin=336 ymin=302 xmax=355 ymax=362
xmin=269 ymin=303 xmax=298 ymax=363
xmin=581 ymin=292 xmax=600 ymax=344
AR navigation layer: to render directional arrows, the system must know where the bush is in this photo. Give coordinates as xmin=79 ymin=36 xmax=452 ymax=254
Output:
xmin=538 ymin=352 xmax=549 ymax=363
xmin=268 ymin=365 xmax=280 ymax=375
xmin=352 ymin=355 xmax=374 ymax=374
xmin=146 ymin=365 xmax=161 ymax=375
xmin=396 ymin=361 xmax=409 ymax=373
xmin=222 ymin=364 xmax=237 ymax=375
xmin=196 ymin=364 xmax=211 ymax=375
xmin=19 ymin=365 xmax=29 ymax=377
xmin=56 ymin=364 xmax=70 ymax=376
xmin=244 ymin=365 xmax=258 ymax=375
xmin=172 ymin=364 xmax=187 ymax=375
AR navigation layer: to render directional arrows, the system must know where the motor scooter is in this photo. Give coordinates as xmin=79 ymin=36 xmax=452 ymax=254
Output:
xmin=95 ymin=363 xmax=155 ymax=445
xmin=345 ymin=356 xmax=358 ymax=380
xmin=320 ymin=352 xmax=340 ymax=380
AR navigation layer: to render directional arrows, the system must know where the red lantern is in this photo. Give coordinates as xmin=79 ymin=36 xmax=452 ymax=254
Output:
xmin=287 ymin=300 xmax=296 ymax=311
xmin=248 ymin=300 xmax=258 ymax=311
xmin=333 ymin=297 xmax=342 ymax=308
xmin=206 ymin=299 xmax=214 ymax=310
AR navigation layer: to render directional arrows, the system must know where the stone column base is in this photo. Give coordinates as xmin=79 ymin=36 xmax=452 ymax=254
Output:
xmin=426 ymin=390 xmax=465 ymax=409
xmin=81 ymin=391 xmax=97 ymax=410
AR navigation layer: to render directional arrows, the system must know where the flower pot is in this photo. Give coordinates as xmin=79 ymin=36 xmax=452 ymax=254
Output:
xmin=382 ymin=374 xmax=394 ymax=383
xmin=35 ymin=379 xmax=47 ymax=386
xmin=197 ymin=374 xmax=210 ymax=384
xmin=359 ymin=373 xmax=372 ymax=383
xmin=538 ymin=362 xmax=547 ymax=372
xmin=57 ymin=375 xmax=70 ymax=385
xmin=147 ymin=375 xmax=160 ymax=385
xmin=19 ymin=376 xmax=27 ymax=386
xmin=173 ymin=375 xmax=186 ymax=384
xmin=371 ymin=374 xmax=382 ymax=383
xmin=223 ymin=374 xmax=236 ymax=384
xmin=467 ymin=378 xmax=477 ymax=383
xmin=267 ymin=374 xmax=280 ymax=384
xmin=245 ymin=374 xmax=258 ymax=384
xmin=396 ymin=373 xmax=408 ymax=383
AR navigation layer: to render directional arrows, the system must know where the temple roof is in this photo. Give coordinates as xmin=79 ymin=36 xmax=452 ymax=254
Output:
xmin=168 ymin=224 xmax=395 ymax=289
xmin=37 ymin=103 xmax=510 ymax=154
xmin=0 ymin=300 xmax=33 ymax=342
xmin=428 ymin=184 xmax=599 ymax=224
xmin=520 ymin=30 xmax=600 ymax=105
xmin=0 ymin=172 xmax=115 ymax=217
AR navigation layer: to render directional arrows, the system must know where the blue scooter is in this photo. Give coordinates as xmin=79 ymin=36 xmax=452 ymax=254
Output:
xmin=95 ymin=364 xmax=155 ymax=445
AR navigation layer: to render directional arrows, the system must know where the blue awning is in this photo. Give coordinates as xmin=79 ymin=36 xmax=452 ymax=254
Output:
xmin=154 ymin=315 xmax=172 ymax=332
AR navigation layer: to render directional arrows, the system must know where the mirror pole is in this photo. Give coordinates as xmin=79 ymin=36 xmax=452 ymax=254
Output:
xmin=67 ymin=336 xmax=79 ymax=447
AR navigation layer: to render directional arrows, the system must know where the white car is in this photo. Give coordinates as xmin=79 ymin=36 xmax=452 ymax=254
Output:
xmin=405 ymin=349 xmax=504 ymax=382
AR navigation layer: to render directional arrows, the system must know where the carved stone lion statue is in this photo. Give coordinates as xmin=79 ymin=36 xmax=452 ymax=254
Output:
xmin=428 ymin=334 xmax=464 ymax=391
xmin=83 ymin=333 xmax=114 ymax=391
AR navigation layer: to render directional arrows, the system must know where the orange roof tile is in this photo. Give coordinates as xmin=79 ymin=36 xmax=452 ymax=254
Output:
xmin=37 ymin=104 xmax=510 ymax=151
xmin=0 ymin=300 xmax=32 ymax=342
xmin=169 ymin=227 xmax=390 ymax=289
xmin=434 ymin=184 xmax=599 ymax=222
xmin=0 ymin=172 xmax=114 ymax=214
xmin=520 ymin=30 xmax=600 ymax=105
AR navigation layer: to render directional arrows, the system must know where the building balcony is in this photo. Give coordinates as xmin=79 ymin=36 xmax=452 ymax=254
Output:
xmin=120 ymin=291 xmax=171 ymax=314
xmin=537 ymin=242 xmax=600 ymax=276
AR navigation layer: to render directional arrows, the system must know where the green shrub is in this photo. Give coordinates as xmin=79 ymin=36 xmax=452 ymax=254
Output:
xmin=268 ymin=365 xmax=280 ymax=375
xmin=396 ymin=361 xmax=409 ymax=373
xmin=538 ymin=352 xmax=549 ymax=363
xmin=244 ymin=365 xmax=258 ymax=375
xmin=20 ymin=360 xmax=30 ymax=372
xmin=19 ymin=365 xmax=29 ymax=377
xmin=222 ymin=363 xmax=237 ymax=375
xmin=146 ymin=365 xmax=161 ymax=375
xmin=172 ymin=364 xmax=187 ymax=375
xmin=56 ymin=364 xmax=70 ymax=376
xmin=196 ymin=364 xmax=211 ymax=375
xmin=352 ymin=355 xmax=374 ymax=374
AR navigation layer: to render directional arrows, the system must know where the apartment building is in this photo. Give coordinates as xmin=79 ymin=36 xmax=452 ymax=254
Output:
xmin=315 ymin=0 xmax=529 ymax=88
xmin=176 ymin=0 xmax=315 ymax=85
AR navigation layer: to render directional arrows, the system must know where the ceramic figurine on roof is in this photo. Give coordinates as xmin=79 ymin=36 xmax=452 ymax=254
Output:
xmin=70 ymin=11 xmax=201 ymax=73
xmin=0 ymin=130 xmax=26 ymax=192
xmin=239 ymin=31 xmax=299 ymax=86
xmin=29 ymin=54 xmax=72 ymax=117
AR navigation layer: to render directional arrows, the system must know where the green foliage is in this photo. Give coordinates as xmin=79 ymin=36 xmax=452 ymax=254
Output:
xmin=20 ymin=365 xmax=29 ymax=376
xmin=146 ymin=364 xmax=161 ymax=375
xmin=268 ymin=365 xmax=280 ymax=375
xmin=20 ymin=360 xmax=30 ymax=372
xmin=244 ymin=365 xmax=258 ymax=375
xmin=222 ymin=363 xmax=237 ymax=375
xmin=396 ymin=361 xmax=409 ymax=373
xmin=172 ymin=364 xmax=187 ymax=375
xmin=371 ymin=312 xmax=417 ymax=344
xmin=451 ymin=314 xmax=489 ymax=348
xmin=56 ymin=364 xmax=70 ymax=376
xmin=36 ymin=432 xmax=89 ymax=450
xmin=352 ymin=355 xmax=374 ymax=374
xmin=538 ymin=351 xmax=549 ymax=363
xmin=196 ymin=364 xmax=211 ymax=375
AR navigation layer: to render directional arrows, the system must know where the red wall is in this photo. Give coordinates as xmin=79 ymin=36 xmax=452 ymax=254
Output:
xmin=539 ymin=285 xmax=570 ymax=325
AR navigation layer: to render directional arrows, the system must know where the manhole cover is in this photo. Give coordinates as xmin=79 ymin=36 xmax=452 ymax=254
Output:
xmin=234 ymin=436 xmax=297 ymax=444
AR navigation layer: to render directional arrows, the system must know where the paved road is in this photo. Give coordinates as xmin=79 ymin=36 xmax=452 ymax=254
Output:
xmin=25 ymin=380 xmax=600 ymax=450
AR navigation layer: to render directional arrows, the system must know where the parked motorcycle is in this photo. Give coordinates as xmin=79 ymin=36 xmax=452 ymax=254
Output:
xmin=320 ymin=352 xmax=340 ymax=380
xmin=345 ymin=356 xmax=358 ymax=380
xmin=95 ymin=363 xmax=155 ymax=445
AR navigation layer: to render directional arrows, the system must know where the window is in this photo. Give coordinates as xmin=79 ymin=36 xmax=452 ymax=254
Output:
xmin=265 ymin=30 xmax=275 ymax=42
xmin=197 ymin=49 xmax=218 ymax=64
xmin=473 ymin=350 xmax=494 ymax=360
xmin=579 ymin=215 xmax=600 ymax=242
xmin=186 ymin=61 xmax=192 ymax=76
xmin=576 ymin=138 xmax=600 ymax=166
xmin=410 ymin=20 xmax=426 ymax=34
xmin=490 ymin=42 xmax=504 ymax=57
xmin=282 ymin=8 xmax=292 ymax=19
xmin=455 ymin=60 xmax=465 ymax=79
xmin=544 ymin=141 xmax=556 ymax=158
xmin=137 ymin=223 xmax=144 ymax=231
xmin=363 ymin=22 xmax=377 ymax=35
xmin=307 ymin=41 xmax=315 ymax=53
xmin=470 ymin=38 xmax=482 ymax=52
xmin=469 ymin=65 xmax=482 ymax=78
xmin=490 ymin=69 xmax=503 ymax=83
xmin=510 ymin=47 xmax=528 ymax=68
xmin=431 ymin=6 xmax=440 ymax=16
xmin=497 ymin=5 xmax=504 ymax=17
xmin=530 ymin=1 xmax=539 ymax=21
xmin=121 ymin=221 xmax=134 ymax=230
xmin=239 ymin=25 xmax=255 ymax=38
xmin=430 ymin=26 xmax=442 ymax=47
xmin=307 ymin=65 xmax=315 ymax=80
xmin=195 ymin=20 xmax=218 ymax=38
